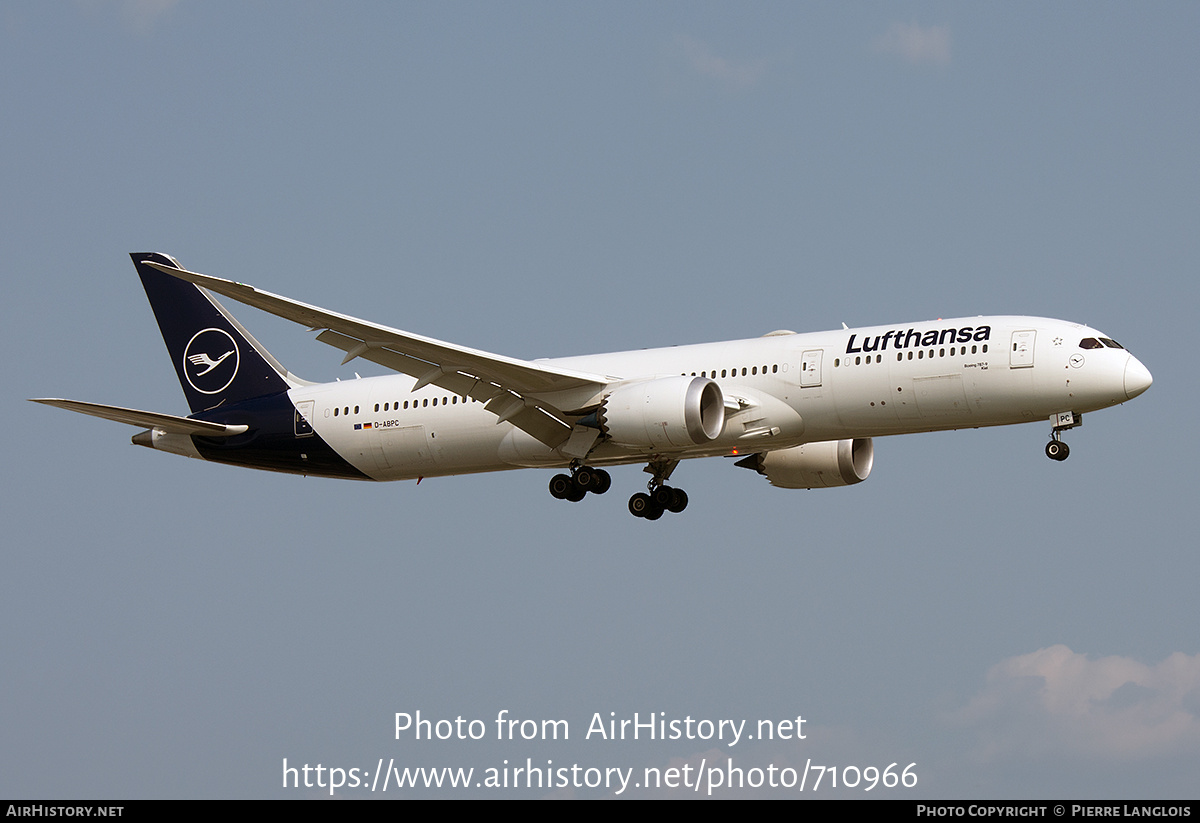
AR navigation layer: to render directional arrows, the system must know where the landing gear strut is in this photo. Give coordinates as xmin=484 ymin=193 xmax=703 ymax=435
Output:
xmin=548 ymin=463 xmax=611 ymax=502
xmin=628 ymin=459 xmax=688 ymax=520
xmin=1045 ymin=411 xmax=1081 ymax=462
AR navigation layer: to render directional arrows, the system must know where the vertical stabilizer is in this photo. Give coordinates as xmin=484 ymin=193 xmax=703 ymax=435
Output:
xmin=131 ymin=252 xmax=293 ymax=413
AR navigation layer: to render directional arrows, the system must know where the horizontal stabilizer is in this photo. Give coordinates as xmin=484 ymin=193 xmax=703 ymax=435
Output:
xmin=30 ymin=399 xmax=249 ymax=437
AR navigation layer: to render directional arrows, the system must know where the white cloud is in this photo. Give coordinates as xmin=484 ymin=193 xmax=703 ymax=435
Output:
xmin=952 ymin=645 xmax=1200 ymax=761
xmin=874 ymin=22 xmax=951 ymax=67
xmin=668 ymin=34 xmax=768 ymax=92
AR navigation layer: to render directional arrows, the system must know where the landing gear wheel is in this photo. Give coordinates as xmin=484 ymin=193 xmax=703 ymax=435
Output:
xmin=592 ymin=469 xmax=612 ymax=495
xmin=666 ymin=488 xmax=688 ymax=513
xmin=549 ymin=474 xmax=573 ymax=499
xmin=1045 ymin=440 xmax=1070 ymax=461
xmin=573 ymin=467 xmax=595 ymax=492
xmin=652 ymin=486 xmax=677 ymax=509
xmin=550 ymin=465 xmax=610 ymax=502
xmin=629 ymin=492 xmax=652 ymax=518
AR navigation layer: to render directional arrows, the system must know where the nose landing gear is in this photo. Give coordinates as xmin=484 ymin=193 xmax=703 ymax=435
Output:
xmin=1045 ymin=411 xmax=1081 ymax=462
xmin=1045 ymin=438 xmax=1070 ymax=461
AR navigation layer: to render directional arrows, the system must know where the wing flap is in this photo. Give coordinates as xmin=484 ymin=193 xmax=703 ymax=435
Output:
xmin=30 ymin=399 xmax=249 ymax=437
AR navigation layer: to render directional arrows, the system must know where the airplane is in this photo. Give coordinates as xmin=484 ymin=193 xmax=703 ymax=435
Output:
xmin=32 ymin=253 xmax=1153 ymax=520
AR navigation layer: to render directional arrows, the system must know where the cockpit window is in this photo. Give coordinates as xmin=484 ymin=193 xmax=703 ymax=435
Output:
xmin=1100 ymin=338 xmax=1124 ymax=349
xmin=1079 ymin=338 xmax=1103 ymax=349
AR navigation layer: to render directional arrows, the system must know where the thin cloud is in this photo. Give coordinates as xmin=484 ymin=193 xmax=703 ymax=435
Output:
xmin=668 ymin=34 xmax=768 ymax=92
xmin=952 ymin=645 xmax=1200 ymax=761
xmin=874 ymin=22 xmax=951 ymax=67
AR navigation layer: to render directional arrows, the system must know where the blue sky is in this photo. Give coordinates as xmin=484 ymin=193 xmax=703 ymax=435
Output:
xmin=3 ymin=1 xmax=1197 ymax=798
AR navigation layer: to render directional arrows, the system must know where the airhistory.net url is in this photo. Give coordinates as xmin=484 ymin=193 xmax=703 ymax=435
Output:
xmin=282 ymin=757 xmax=918 ymax=796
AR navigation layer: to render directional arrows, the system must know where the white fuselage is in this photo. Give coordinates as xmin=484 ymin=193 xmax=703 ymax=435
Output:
xmin=294 ymin=316 xmax=1149 ymax=481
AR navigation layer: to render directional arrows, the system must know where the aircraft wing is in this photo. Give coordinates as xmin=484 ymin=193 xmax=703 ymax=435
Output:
xmin=143 ymin=261 xmax=609 ymax=448
xmin=30 ymin=398 xmax=249 ymax=437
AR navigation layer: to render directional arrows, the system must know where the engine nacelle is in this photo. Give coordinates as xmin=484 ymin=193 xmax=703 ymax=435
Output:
xmin=744 ymin=438 xmax=874 ymax=489
xmin=597 ymin=376 xmax=725 ymax=449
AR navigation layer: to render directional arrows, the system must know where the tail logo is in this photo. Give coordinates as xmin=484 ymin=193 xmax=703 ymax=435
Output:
xmin=183 ymin=328 xmax=240 ymax=395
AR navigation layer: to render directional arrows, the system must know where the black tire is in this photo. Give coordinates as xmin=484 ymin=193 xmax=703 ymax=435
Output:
xmin=593 ymin=469 xmax=612 ymax=495
xmin=653 ymin=486 xmax=677 ymax=508
xmin=667 ymin=488 xmax=688 ymax=513
xmin=573 ymin=467 xmax=594 ymax=492
xmin=1045 ymin=441 xmax=1069 ymax=461
xmin=629 ymin=492 xmax=651 ymax=518
xmin=549 ymin=474 xmax=573 ymax=499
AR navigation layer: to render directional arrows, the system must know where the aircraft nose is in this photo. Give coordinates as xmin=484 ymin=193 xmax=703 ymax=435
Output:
xmin=1124 ymin=355 xmax=1153 ymax=400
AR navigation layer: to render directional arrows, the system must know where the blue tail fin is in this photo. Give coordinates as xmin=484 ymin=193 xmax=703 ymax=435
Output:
xmin=131 ymin=252 xmax=294 ymax=413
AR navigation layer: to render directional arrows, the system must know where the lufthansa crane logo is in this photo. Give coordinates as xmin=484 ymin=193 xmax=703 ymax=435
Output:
xmin=183 ymin=328 xmax=240 ymax=395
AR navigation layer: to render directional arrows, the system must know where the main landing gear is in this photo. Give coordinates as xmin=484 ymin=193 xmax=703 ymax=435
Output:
xmin=627 ymin=459 xmax=688 ymax=521
xmin=1045 ymin=411 xmax=1081 ymax=462
xmin=627 ymin=485 xmax=688 ymax=520
xmin=548 ymin=464 xmax=611 ymax=502
xmin=548 ymin=458 xmax=690 ymax=520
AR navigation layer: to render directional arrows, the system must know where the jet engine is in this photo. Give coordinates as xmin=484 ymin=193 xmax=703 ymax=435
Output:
xmin=593 ymin=376 xmax=725 ymax=449
xmin=737 ymin=438 xmax=874 ymax=489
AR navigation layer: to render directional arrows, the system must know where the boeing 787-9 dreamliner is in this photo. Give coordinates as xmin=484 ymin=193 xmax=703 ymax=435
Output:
xmin=33 ymin=253 xmax=1152 ymax=520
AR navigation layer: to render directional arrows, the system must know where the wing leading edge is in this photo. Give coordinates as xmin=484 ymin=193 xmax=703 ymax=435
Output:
xmin=143 ymin=260 xmax=610 ymax=448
